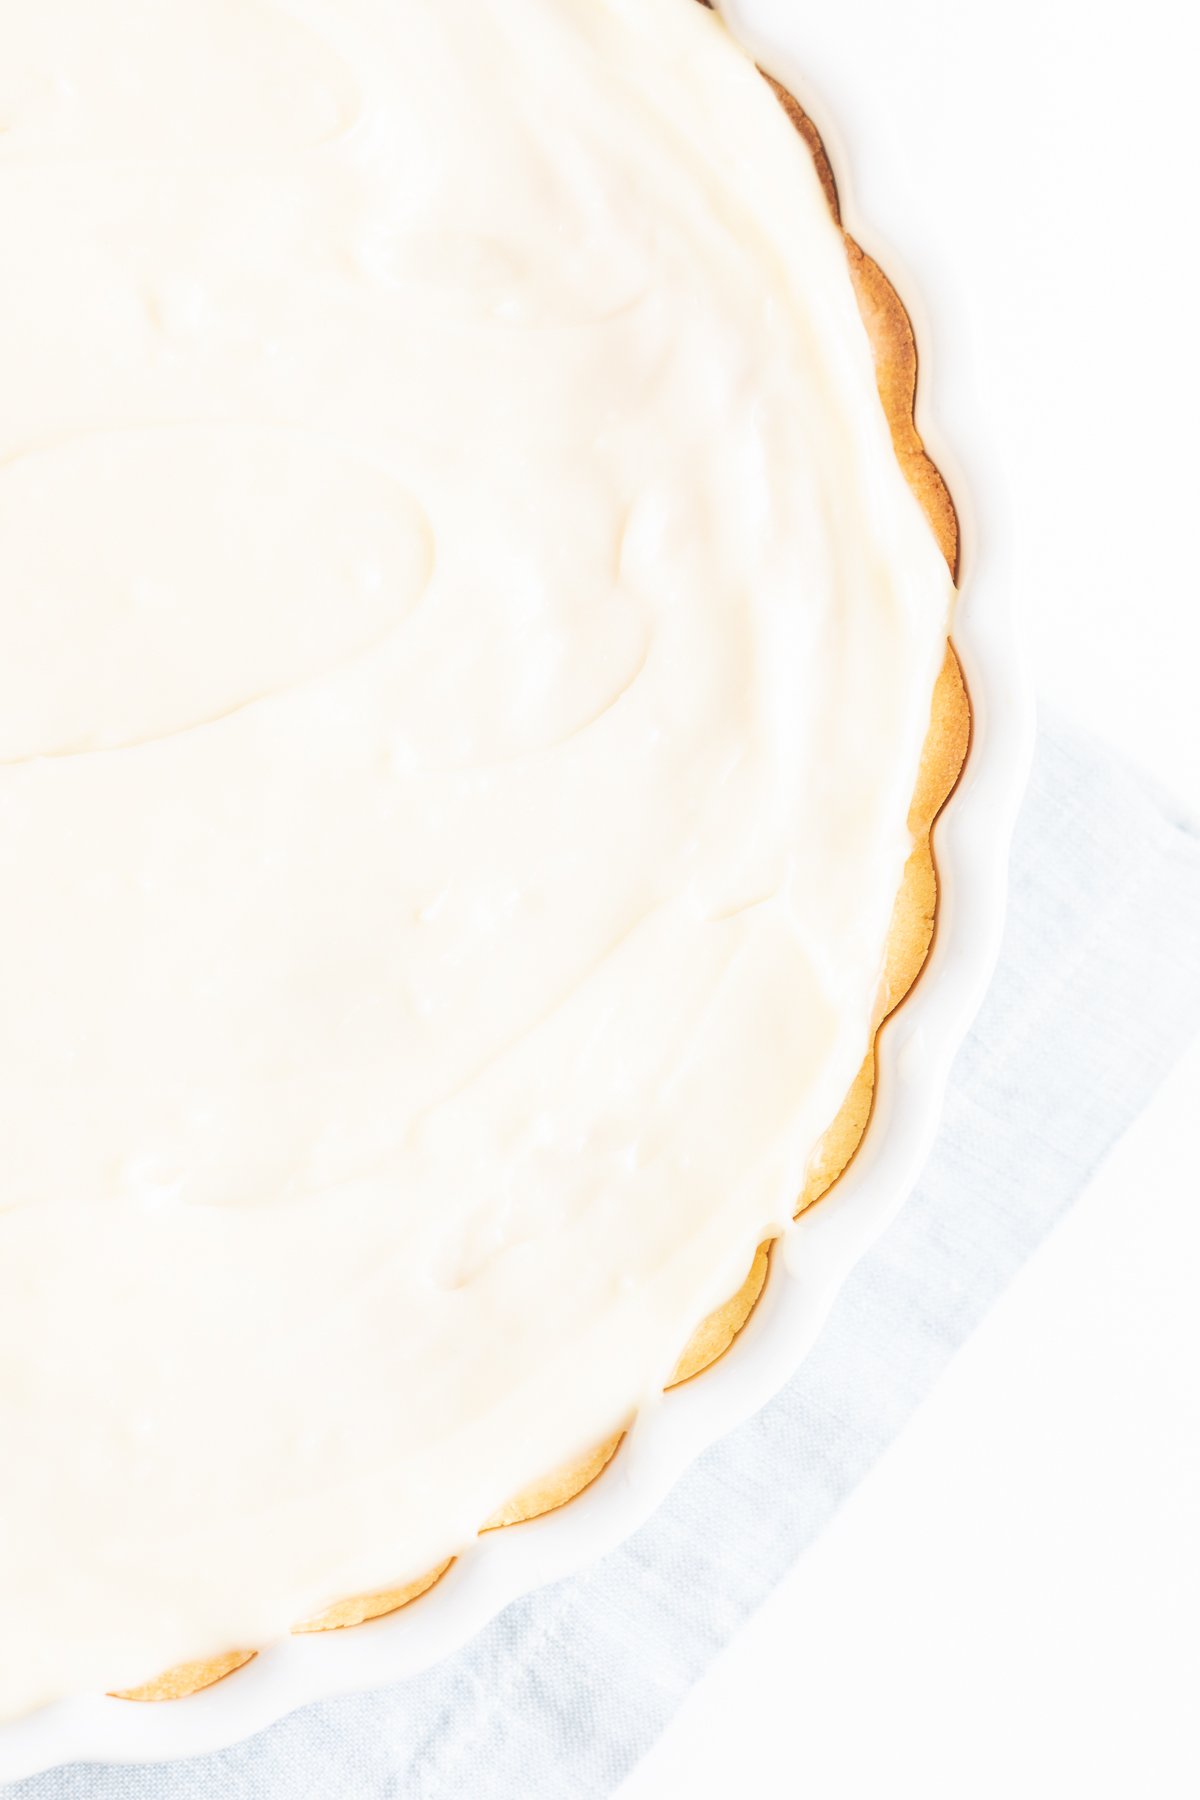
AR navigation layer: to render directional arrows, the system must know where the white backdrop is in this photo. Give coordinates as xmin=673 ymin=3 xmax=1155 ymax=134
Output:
xmin=620 ymin=1 xmax=1200 ymax=1794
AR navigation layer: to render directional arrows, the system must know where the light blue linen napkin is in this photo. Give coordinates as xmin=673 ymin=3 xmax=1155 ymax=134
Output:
xmin=8 ymin=713 xmax=1200 ymax=1800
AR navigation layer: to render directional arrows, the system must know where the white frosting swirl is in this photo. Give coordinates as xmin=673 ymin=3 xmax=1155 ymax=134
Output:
xmin=0 ymin=0 xmax=953 ymax=1714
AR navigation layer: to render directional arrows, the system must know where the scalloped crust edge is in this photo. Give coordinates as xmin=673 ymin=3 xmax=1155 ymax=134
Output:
xmin=114 ymin=55 xmax=969 ymax=1707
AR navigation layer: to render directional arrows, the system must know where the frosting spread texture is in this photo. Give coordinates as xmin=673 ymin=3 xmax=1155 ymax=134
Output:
xmin=0 ymin=0 xmax=954 ymax=1715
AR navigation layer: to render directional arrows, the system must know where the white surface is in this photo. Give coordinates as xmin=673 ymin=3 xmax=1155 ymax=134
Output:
xmin=715 ymin=0 xmax=1200 ymax=799
xmin=619 ymin=1 xmax=1200 ymax=1795
xmin=620 ymin=1036 xmax=1200 ymax=1800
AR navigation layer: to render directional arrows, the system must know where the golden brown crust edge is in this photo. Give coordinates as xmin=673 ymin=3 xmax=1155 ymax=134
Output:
xmin=114 ymin=72 xmax=969 ymax=1707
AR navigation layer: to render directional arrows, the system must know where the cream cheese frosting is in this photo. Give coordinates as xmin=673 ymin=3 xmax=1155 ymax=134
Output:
xmin=0 ymin=0 xmax=954 ymax=1716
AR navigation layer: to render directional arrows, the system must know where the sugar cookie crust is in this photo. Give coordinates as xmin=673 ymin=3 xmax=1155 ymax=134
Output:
xmin=112 ymin=45 xmax=968 ymax=1709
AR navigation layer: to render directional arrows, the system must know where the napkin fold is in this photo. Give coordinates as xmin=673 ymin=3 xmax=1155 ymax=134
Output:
xmin=9 ymin=713 xmax=1200 ymax=1800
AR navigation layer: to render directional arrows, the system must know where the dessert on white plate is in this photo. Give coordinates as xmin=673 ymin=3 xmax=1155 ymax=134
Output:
xmin=0 ymin=0 xmax=963 ymax=1718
